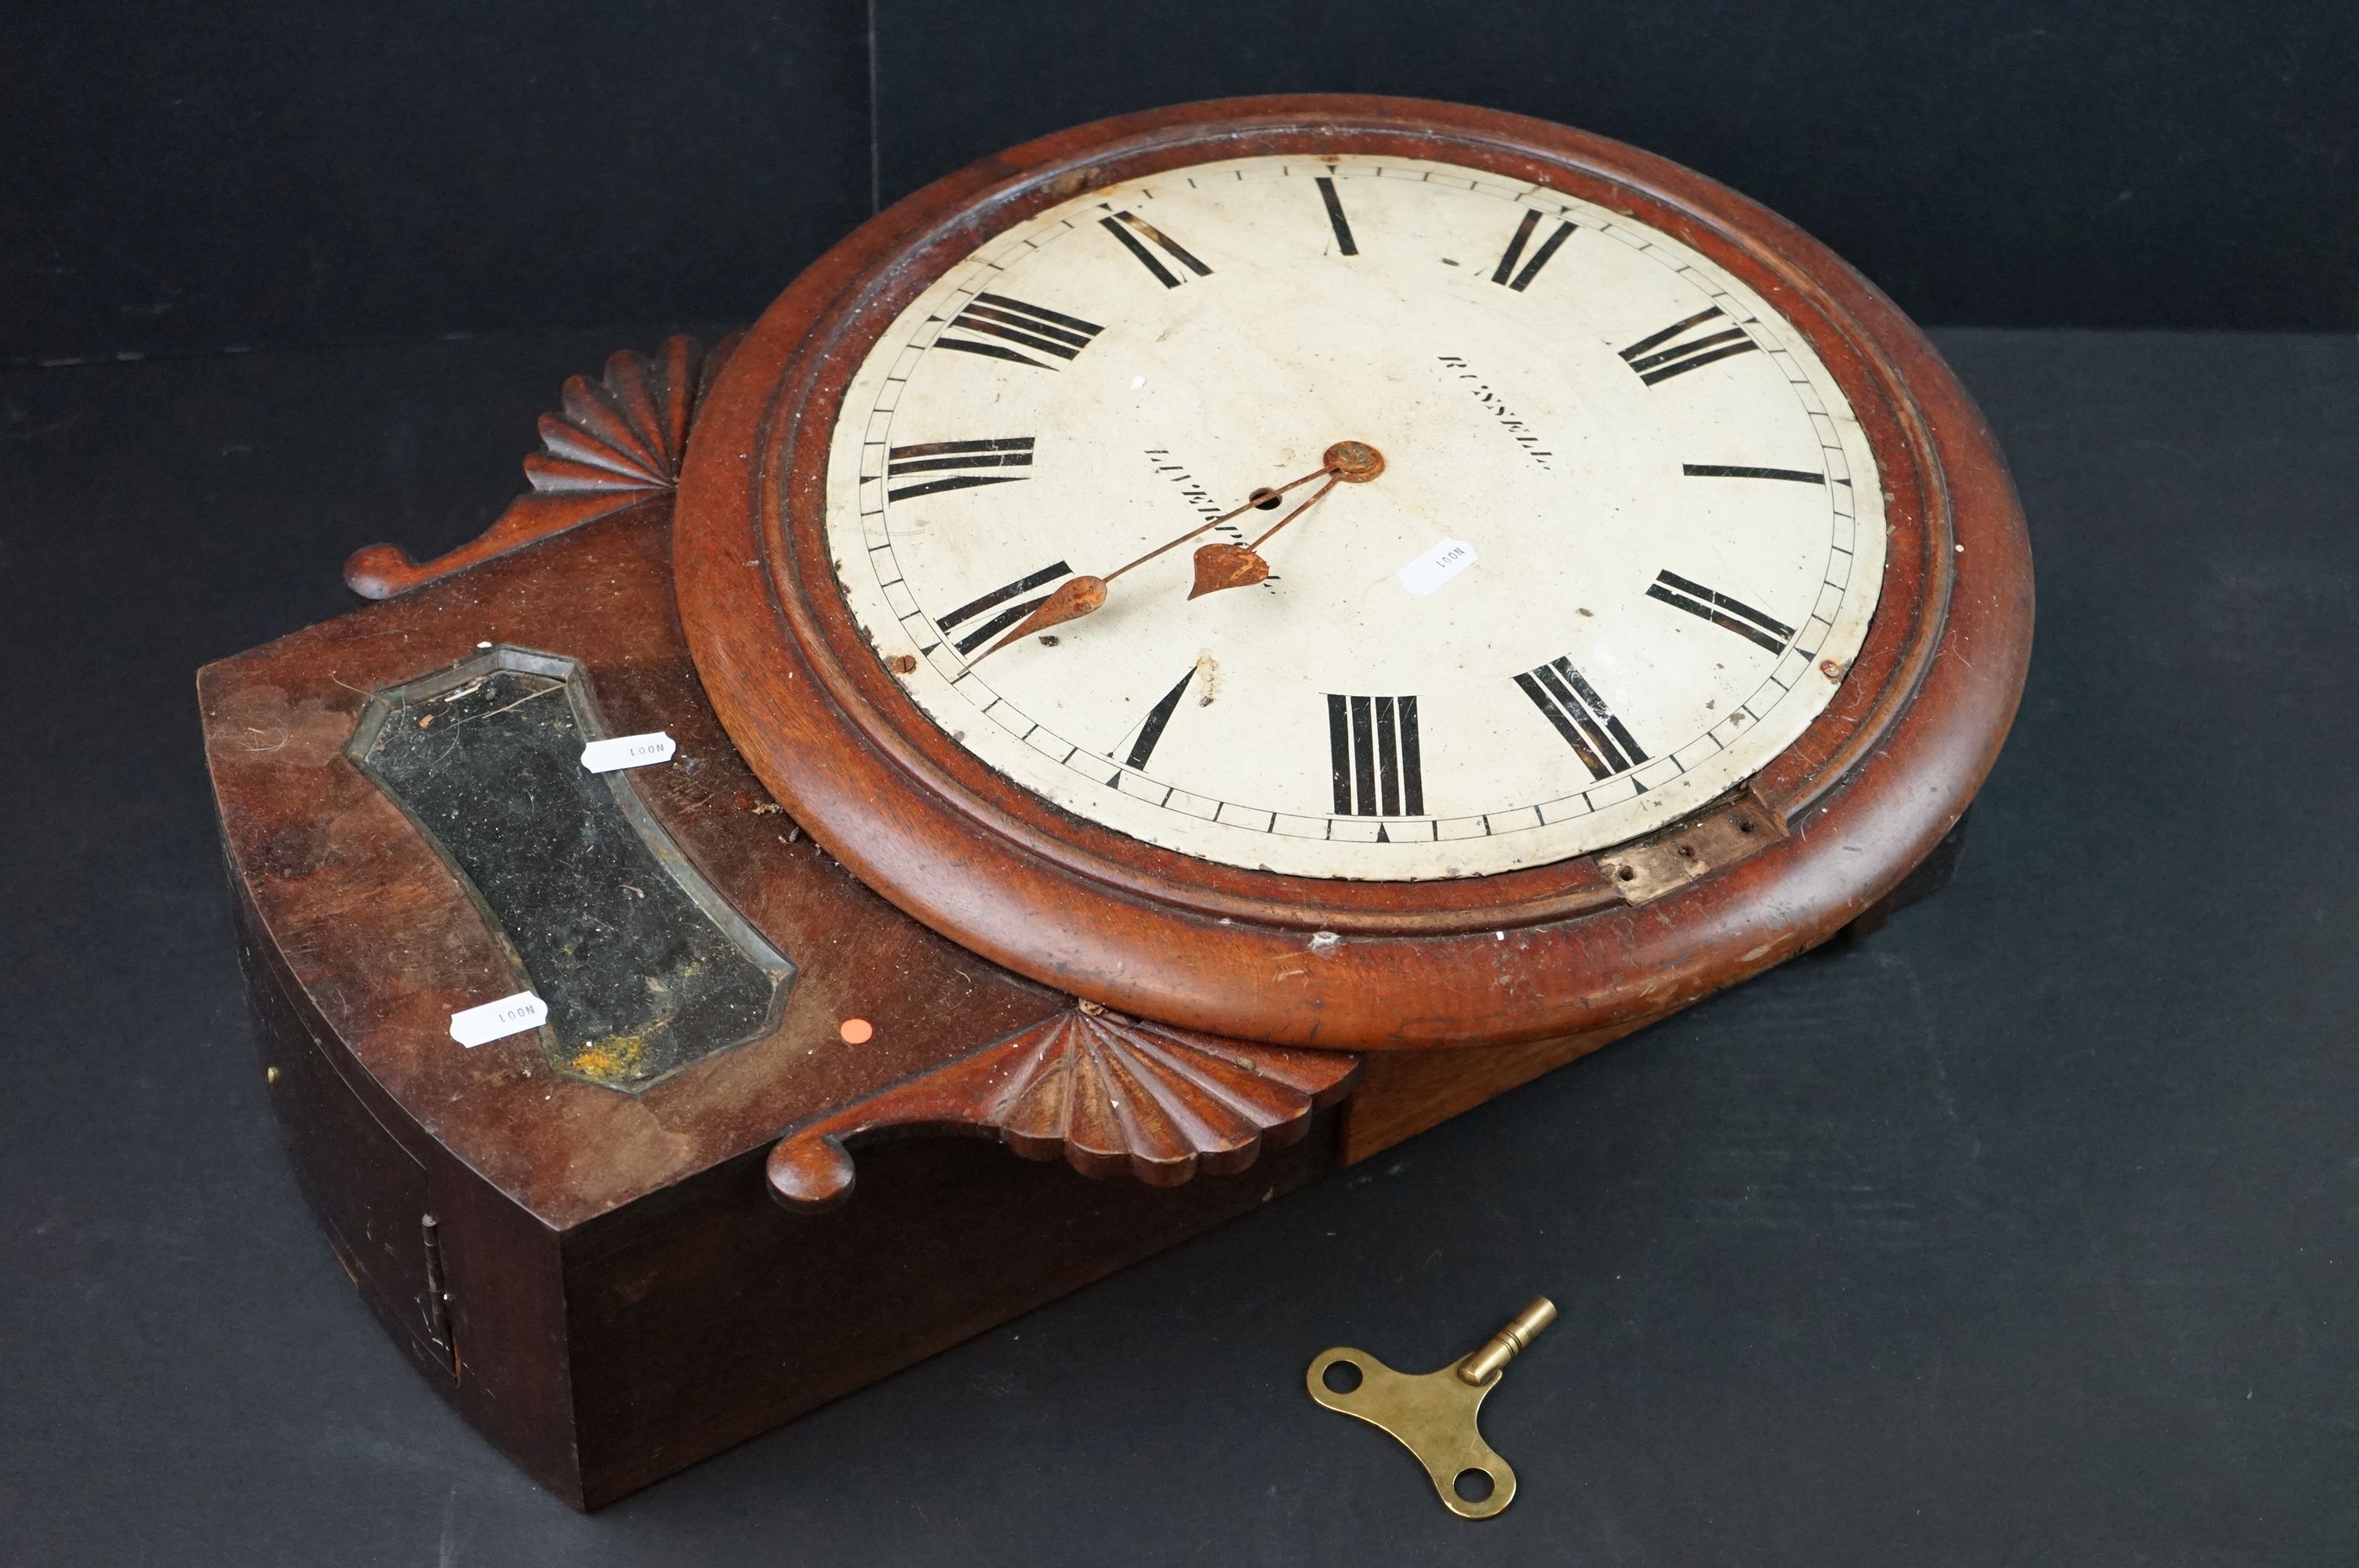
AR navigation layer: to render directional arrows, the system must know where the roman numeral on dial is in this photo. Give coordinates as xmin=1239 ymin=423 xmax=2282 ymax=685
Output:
xmin=1619 ymin=307 xmax=1758 ymax=385
xmin=1099 ymin=210 xmax=1213 ymax=288
xmin=1314 ymin=176 xmax=1358 ymax=256
xmin=936 ymin=292 xmax=1103 ymax=370
xmin=1683 ymin=463 xmax=1823 ymax=485
xmin=936 ymin=561 xmax=1070 ymax=655
xmin=1645 ymin=569 xmax=1796 ymax=654
xmin=1514 ymin=659 xmax=1648 ymax=782
xmin=886 ymin=437 xmax=1032 ymax=501
xmin=1123 ymin=668 xmax=1197 ymax=769
xmin=1489 ymin=208 xmax=1576 ymax=291
xmin=1326 ymin=695 xmax=1424 ymax=817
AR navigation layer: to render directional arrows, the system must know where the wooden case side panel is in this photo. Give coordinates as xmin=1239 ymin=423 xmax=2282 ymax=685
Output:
xmin=1337 ymin=1020 xmax=1653 ymax=1166
xmin=236 ymin=876 xmax=453 ymax=1383
xmin=430 ymin=1135 xmax=587 ymax=1507
xmin=230 ymin=874 xmax=587 ymax=1503
xmin=558 ymin=1112 xmax=1343 ymax=1508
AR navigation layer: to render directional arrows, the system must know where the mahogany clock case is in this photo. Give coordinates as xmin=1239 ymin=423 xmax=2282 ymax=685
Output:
xmin=677 ymin=96 xmax=2035 ymax=1051
xmin=194 ymin=100 xmax=2021 ymax=1509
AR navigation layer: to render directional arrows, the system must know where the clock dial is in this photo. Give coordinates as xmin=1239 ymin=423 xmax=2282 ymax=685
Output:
xmin=823 ymin=153 xmax=1886 ymax=880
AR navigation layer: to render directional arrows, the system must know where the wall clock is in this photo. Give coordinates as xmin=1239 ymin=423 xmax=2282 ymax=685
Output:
xmin=205 ymin=96 xmax=2031 ymax=1507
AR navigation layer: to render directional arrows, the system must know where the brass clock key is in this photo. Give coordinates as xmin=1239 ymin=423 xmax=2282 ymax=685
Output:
xmin=1307 ymin=1298 xmax=1557 ymax=1519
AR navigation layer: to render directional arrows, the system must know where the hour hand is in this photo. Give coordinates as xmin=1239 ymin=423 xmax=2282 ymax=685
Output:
xmin=1187 ymin=543 xmax=1270 ymax=598
xmin=1186 ymin=440 xmax=1382 ymax=601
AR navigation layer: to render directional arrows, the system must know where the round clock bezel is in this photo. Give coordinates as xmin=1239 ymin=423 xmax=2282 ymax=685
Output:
xmin=674 ymin=96 xmax=2032 ymax=1051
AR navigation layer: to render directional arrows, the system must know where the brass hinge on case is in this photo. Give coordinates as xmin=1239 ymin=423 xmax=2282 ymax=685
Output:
xmin=1596 ymin=790 xmax=1786 ymax=905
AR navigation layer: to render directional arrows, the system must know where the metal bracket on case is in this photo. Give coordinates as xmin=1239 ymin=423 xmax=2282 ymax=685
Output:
xmin=1597 ymin=790 xmax=1786 ymax=905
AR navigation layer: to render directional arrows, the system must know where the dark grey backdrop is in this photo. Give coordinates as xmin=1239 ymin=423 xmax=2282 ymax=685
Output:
xmin=6 ymin=0 xmax=2356 ymax=365
xmin=5 ymin=325 xmax=2357 ymax=1564
xmin=8 ymin=5 xmax=2359 ymax=1563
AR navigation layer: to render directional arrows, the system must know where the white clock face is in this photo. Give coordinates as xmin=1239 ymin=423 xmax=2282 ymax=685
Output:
xmin=822 ymin=153 xmax=1885 ymax=880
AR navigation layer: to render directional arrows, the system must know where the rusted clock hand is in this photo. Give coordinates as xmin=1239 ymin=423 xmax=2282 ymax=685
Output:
xmin=1187 ymin=439 xmax=1383 ymax=601
xmin=971 ymin=452 xmax=1349 ymax=662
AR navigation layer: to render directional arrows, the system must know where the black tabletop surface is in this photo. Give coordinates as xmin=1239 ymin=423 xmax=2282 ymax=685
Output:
xmin=3 ymin=326 xmax=2353 ymax=1566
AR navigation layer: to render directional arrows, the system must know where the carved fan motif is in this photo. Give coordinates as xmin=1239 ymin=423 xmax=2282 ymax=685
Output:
xmin=345 ymin=333 xmax=737 ymax=598
xmin=766 ymin=1006 xmax=1361 ymax=1211
xmin=523 ymin=336 xmax=711 ymax=495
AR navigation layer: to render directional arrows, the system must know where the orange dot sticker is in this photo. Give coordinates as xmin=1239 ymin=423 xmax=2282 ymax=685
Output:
xmin=838 ymin=1018 xmax=874 ymax=1044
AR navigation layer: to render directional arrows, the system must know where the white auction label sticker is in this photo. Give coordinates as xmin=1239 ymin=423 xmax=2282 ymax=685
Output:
xmin=449 ymin=990 xmax=547 ymax=1048
xmin=1396 ymin=537 xmax=1478 ymax=595
xmin=580 ymin=731 xmax=677 ymax=772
